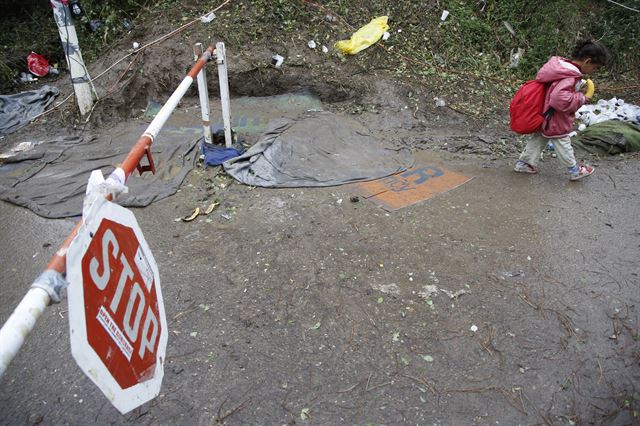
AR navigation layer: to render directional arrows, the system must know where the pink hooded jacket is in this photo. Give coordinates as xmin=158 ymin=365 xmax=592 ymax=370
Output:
xmin=535 ymin=56 xmax=587 ymax=138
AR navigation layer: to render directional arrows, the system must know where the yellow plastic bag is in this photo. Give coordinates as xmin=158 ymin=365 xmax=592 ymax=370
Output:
xmin=335 ymin=16 xmax=389 ymax=55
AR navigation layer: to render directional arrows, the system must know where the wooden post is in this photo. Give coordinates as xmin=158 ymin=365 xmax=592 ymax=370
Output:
xmin=50 ymin=0 xmax=95 ymax=115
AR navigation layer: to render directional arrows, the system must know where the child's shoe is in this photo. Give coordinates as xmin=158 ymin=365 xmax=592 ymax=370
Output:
xmin=514 ymin=160 xmax=538 ymax=174
xmin=569 ymin=164 xmax=594 ymax=181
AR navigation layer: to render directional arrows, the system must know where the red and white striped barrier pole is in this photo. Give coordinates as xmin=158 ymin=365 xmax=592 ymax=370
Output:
xmin=0 ymin=45 xmax=215 ymax=378
xmin=194 ymin=43 xmax=213 ymax=145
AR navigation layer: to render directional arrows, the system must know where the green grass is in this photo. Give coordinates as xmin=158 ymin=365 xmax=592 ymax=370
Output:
xmin=1 ymin=0 xmax=638 ymax=97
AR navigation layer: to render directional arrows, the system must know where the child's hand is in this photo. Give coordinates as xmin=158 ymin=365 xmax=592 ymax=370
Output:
xmin=581 ymin=79 xmax=595 ymax=100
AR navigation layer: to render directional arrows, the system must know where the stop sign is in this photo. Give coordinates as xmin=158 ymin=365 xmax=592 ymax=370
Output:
xmin=66 ymin=200 xmax=167 ymax=414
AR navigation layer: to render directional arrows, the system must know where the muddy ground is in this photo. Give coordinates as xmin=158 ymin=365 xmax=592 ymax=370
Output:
xmin=1 ymin=5 xmax=640 ymax=426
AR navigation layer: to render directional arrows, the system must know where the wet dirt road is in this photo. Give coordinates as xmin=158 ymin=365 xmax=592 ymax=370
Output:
xmin=1 ymin=134 xmax=638 ymax=425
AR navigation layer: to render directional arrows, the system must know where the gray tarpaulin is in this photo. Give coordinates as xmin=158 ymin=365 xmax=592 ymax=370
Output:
xmin=0 ymin=85 xmax=59 ymax=137
xmin=223 ymin=111 xmax=414 ymax=187
xmin=0 ymin=133 xmax=198 ymax=218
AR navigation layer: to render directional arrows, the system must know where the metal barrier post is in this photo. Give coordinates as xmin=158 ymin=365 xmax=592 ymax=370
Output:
xmin=216 ymin=42 xmax=233 ymax=148
xmin=0 ymin=45 xmax=215 ymax=379
xmin=194 ymin=43 xmax=212 ymax=145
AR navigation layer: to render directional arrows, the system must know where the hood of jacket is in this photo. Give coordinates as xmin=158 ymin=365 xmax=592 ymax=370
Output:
xmin=535 ymin=56 xmax=582 ymax=83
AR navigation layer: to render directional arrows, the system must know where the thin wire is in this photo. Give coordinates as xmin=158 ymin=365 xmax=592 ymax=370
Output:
xmin=605 ymin=0 xmax=640 ymax=13
xmin=91 ymin=0 xmax=231 ymax=82
xmin=31 ymin=0 xmax=232 ymax=122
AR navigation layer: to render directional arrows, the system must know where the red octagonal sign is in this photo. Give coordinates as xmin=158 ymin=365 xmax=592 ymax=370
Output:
xmin=66 ymin=200 xmax=167 ymax=414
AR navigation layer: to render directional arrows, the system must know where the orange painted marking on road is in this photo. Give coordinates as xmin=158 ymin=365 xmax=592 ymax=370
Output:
xmin=356 ymin=164 xmax=472 ymax=211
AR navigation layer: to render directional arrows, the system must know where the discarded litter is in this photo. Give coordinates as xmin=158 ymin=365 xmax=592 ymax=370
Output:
xmin=200 ymin=12 xmax=215 ymax=23
xmin=307 ymin=40 xmax=317 ymax=49
xmin=470 ymin=325 xmax=478 ymax=332
xmin=26 ymin=52 xmax=50 ymax=77
xmin=434 ymin=97 xmax=446 ymax=108
xmin=181 ymin=207 xmax=200 ymax=222
xmin=86 ymin=19 xmax=103 ymax=32
xmin=321 ymin=45 xmax=329 ymax=53
xmin=132 ymin=41 xmax=140 ymax=50
xmin=576 ymin=97 xmax=640 ymax=127
xmin=503 ymin=21 xmax=516 ymax=37
xmin=335 ymin=16 xmax=389 ymax=55
xmin=300 ymin=408 xmax=310 ymax=421
xmin=204 ymin=199 xmax=221 ymax=215
xmin=510 ymin=47 xmax=523 ymax=69
xmin=271 ymin=54 xmax=284 ymax=68
xmin=19 ymin=72 xmax=37 ymax=83
xmin=440 ymin=10 xmax=450 ymax=21
xmin=502 ymin=270 xmax=524 ymax=277
xmin=69 ymin=0 xmax=83 ymax=17
xmin=382 ymin=31 xmax=390 ymax=41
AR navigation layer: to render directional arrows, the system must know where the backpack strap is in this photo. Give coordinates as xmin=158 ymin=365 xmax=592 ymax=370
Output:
xmin=542 ymin=82 xmax=554 ymax=131
xmin=543 ymin=108 xmax=555 ymax=131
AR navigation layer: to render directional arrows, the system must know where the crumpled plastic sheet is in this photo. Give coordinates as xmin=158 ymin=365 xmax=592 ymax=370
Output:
xmin=0 ymin=85 xmax=59 ymax=137
xmin=576 ymin=97 xmax=640 ymax=127
xmin=223 ymin=111 xmax=414 ymax=188
xmin=335 ymin=16 xmax=389 ymax=55
xmin=0 ymin=133 xmax=199 ymax=218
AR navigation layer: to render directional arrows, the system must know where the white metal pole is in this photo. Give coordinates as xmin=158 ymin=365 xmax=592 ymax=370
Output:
xmin=216 ymin=42 xmax=233 ymax=148
xmin=0 ymin=288 xmax=50 ymax=377
xmin=0 ymin=268 xmax=67 ymax=379
xmin=194 ymin=43 xmax=212 ymax=145
xmin=50 ymin=0 xmax=95 ymax=115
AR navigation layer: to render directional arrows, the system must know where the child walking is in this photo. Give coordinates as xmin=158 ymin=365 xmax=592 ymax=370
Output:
xmin=514 ymin=39 xmax=609 ymax=180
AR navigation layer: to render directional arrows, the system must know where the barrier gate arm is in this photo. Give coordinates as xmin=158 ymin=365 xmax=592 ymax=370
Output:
xmin=0 ymin=45 xmax=215 ymax=379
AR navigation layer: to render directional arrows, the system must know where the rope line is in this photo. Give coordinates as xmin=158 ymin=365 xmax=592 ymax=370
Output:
xmin=32 ymin=0 xmax=233 ymax=122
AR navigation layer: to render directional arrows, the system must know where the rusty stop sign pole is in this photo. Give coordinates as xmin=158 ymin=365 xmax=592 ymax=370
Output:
xmin=0 ymin=45 xmax=215 ymax=413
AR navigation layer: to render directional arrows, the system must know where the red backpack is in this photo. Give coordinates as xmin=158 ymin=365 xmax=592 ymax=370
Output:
xmin=509 ymin=80 xmax=552 ymax=134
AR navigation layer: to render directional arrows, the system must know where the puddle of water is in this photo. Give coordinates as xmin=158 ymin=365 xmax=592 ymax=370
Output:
xmin=158 ymin=92 xmax=323 ymax=139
